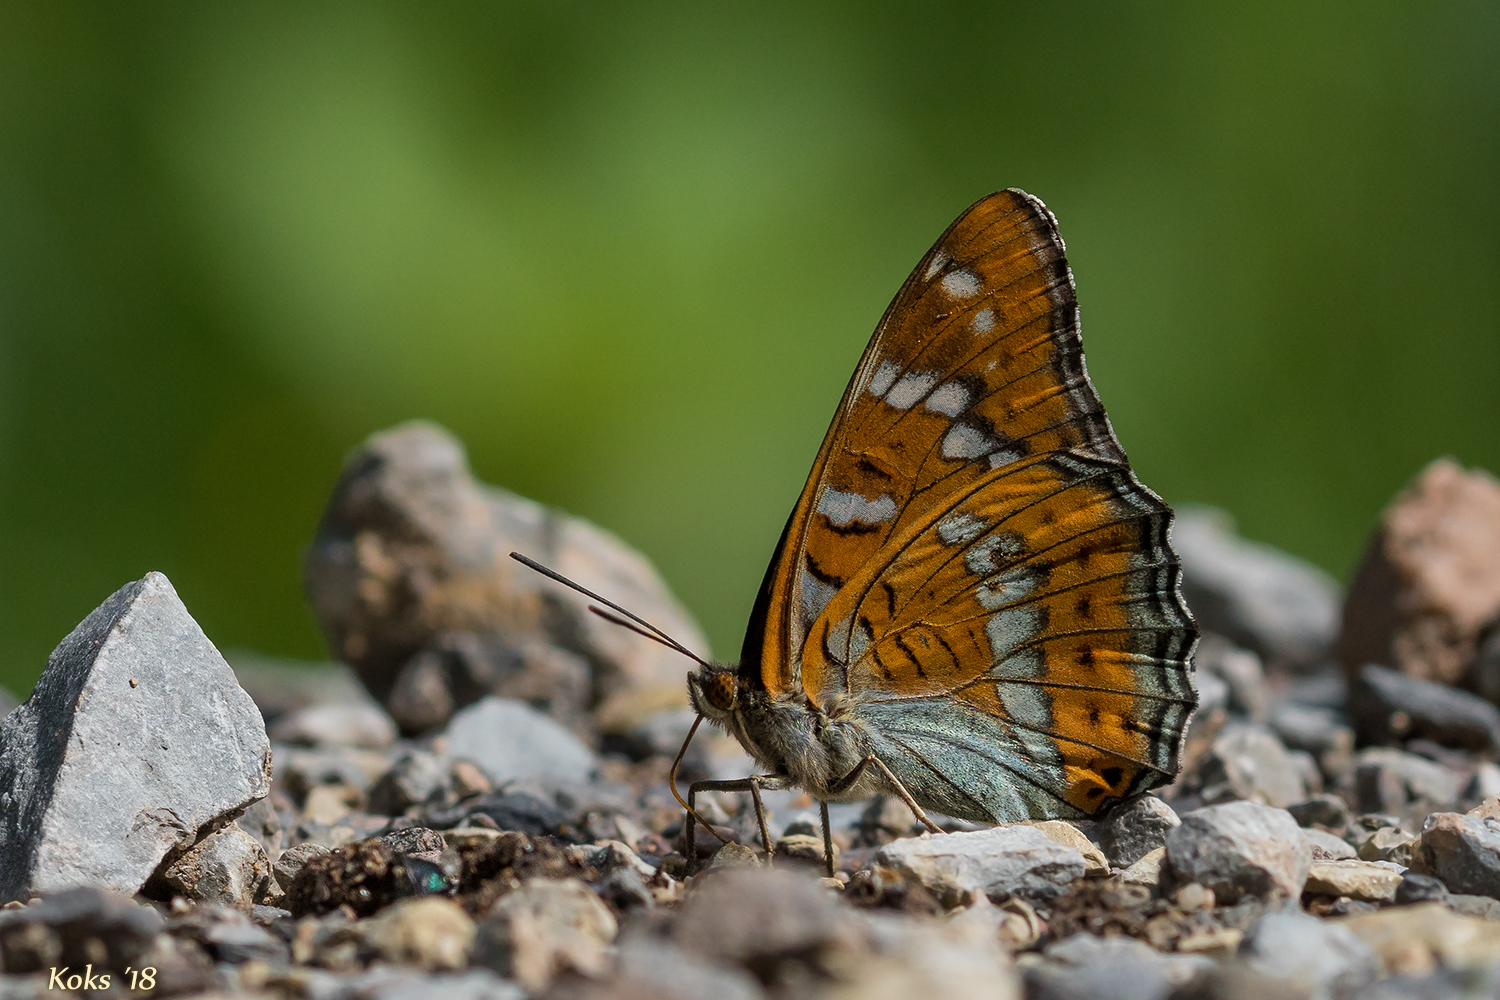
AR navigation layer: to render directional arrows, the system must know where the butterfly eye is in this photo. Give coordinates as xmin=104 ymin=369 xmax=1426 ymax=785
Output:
xmin=705 ymin=673 xmax=737 ymax=711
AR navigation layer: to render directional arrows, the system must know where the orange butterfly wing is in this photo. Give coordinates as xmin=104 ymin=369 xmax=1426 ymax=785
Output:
xmin=739 ymin=190 xmax=1197 ymax=821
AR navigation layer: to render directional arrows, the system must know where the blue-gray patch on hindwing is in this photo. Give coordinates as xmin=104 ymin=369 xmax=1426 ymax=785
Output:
xmin=859 ymin=699 xmax=1079 ymax=823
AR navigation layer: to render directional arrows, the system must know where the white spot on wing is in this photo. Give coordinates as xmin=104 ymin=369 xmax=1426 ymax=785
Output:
xmin=868 ymin=359 xmax=900 ymax=397
xmin=987 ymin=448 xmax=1025 ymax=469
xmin=999 ymin=684 xmax=1054 ymax=732
xmin=941 ymin=422 xmax=993 ymax=460
xmin=923 ymin=251 xmax=949 ymax=281
xmin=965 ymin=532 xmax=1024 ymax=575
xmin=941 ymin=270 xmax=980 ymax=298
xmin=818 ymin=488 xmax=897 ymax=526
xmin=975 ymin=568 xmax=1039 ymax=610
xmin=924 ymin=381 xmax=969 ymax=417
xmin=884 ymin=371 xmax=939 ymax=410
xmin=986 ymin=605 xmax=1043 ymax=653
xmin=972 ymin=308 xmax=996 ymax=333
xmin=937 ymin=512 xmax=988 ymax=547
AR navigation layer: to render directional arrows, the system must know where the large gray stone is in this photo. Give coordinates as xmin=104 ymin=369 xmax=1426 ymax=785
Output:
xmin=1413 ymin=812 xmax=1500 ymax=897
xmin=1239 ymin=909 xmax=1379 ymax=999
xmin=875 ymin=826 xmax=1086 ymax=903
xmin=1165 ymin=801 xmax=1313 ymax=903
xmin=1349 ymin=663 xmax=1500 ymax=752
xmin=1097 ymin=795 xmax=1180 ymax=868
xmin=0 ymin=573 xmax=272 ymax=900
xmin=303 ymin=421 xmax=707 ymax=735
xmin=1025 ymin=932 xmax=1210 ymax=1000
xmin=443 ymin=697 xmax=597 ymax=788
xmin=1197 ymin=723 xmax=1307 ymax=807
xmin=1172 ymin=507 xmax=1342 ymax=670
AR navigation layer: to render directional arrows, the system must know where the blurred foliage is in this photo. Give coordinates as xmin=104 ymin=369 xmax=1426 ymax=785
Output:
xmin=0 ymin=2 xmax=1496 ymax=691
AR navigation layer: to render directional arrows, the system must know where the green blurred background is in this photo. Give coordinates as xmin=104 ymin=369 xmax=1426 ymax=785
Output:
xmin=1 ymin=3 xmax=1496 ymax=692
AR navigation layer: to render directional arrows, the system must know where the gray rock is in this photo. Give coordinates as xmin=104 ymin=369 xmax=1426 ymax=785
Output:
xmin=1197 ymin=723 xmax=1307 ymax=807
xmin=1466 ymin=761 xmax=1500 ymax=803
xmin=292 ymin=967 xmax=526 ymax=1000
xmin=1193 ymin=670 xmax=1231 ymax=720
xmin=875 ymin=826 xmax=1086 ymax=903
xmin=1195 ymin=636 xmax=1269 ymax=721
xmin=1025 ymin=932 xmax=1210 ymax=1000
xmin=0 ymin=573 xmax=272 ymax=900
xmin=274 ymin=842 xmax=331 ymax=891
xmin=1172 ymin=507 xmax=1342 ymax=670
xmin=571 ymin=939 xmax=762 ymax=1000
xmin=1396 ymin=872 xmax=1450 ymax=905
xmin=442 ymin=697 xmax=597 ymax=789
xmin=0 ymin=887 xmax=163 ymax=974
xmin=303 ymin=421 xmax=707 ymax=734
xmin=1473 ymin=625 xmax=1500 ymax=706
xmin=474 ymin=878 xmax=615 ymax=992
xmin=155 ymin=820 xmax=277 ymax=907
xmin=270 ymin=701 xmax=399 ymax=750
xmin=1097 ymin=795 xmax=1180 ymax=868
xmin=368 ymin=750 xmax=450 ymax=816
xmin=1358 ymin=826 xmax=1417 ymax=865
xmin=379 ymin=827 xmax=445 ymax=857
xmin=1350 ymin=663 xmax=1500 ymax=751
xmin=275 ymin=745 xmax=391 ymax=804
xmin=1165 ymin=801 xmax=1313 ymax=903
xmin=1447 ymin=893 xmax=1500 ymax=920
xmin=1239 ymin=908 xmax=1379 ymax=998
xmin=239 ymin=795 xmax=284 ymax=860
xmin=0 ymin=686 xmax=17 ymax=718
xmin=834 ymin=911 xmax=1022 ymax=1000
xmin=1353 ymin=747 xmax=1462 ymax=821
xmin=674 ymin=867 xmax=847 ymax=963
xmin=1303 ymin=827 xmax=1358 ymax=860
xmin=1414 ymin=812 xmax=1500 ymax=897
xmin=1287 ymin=794 xmax=1351 ymax=833
xmin=1268 ymin=702 xmax=1355 ymax=784
xmin=203 ymin=921 xmax=289 ymax=965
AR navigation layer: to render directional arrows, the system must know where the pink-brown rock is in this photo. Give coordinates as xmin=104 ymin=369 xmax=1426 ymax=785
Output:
xmin=304 ymin=421 xmax=707 ymax=735
xmin=1338 ymin=458 xmax=1500 ymax=687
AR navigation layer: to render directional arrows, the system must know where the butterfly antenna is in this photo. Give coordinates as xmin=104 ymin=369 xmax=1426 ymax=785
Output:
xmin=509 ymin=552 xmax=707 ymax=666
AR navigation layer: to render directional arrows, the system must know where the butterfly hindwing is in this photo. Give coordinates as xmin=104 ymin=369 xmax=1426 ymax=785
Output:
xmin=741 ymin=190 xmax=1197 ymax=821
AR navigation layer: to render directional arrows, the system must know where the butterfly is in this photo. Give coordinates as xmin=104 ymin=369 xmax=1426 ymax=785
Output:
xmin=517 ymin=189 xmax=1197 ymax=872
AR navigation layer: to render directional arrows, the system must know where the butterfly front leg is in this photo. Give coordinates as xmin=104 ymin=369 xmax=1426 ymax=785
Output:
xmin=685 ymin=773 xmax=793 ymax=871
xmin=826 ymin=754 xmax=946 ymax=837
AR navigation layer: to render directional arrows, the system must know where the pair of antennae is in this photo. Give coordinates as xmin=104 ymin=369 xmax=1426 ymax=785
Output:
xmin=507 ymin=551 xmax=730 ymax=850
xmin=509 ymin=552 xmax=712 ymax=668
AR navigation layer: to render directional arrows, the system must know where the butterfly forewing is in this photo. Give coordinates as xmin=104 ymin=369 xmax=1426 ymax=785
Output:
xmin=742 ymin=189 xmax=1197 ymax=821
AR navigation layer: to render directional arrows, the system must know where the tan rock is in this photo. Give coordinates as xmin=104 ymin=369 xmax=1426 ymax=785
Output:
xmin=474 ymin=877 xmax=618 ymax=993
xmin=362 ymin=896 xmax=475 ymax=971
xmin=1021 ymin=820 xmax=1109 ymax=876
xmin=1340 ymin=902 xmax=1500 ymax=976
xmin=1119 ymin=846 xmax=1167 ymax=887
xmin=304 ymin=421 xmax=707 ymax=734
xmin=1338 ymin=458 xmax=1500 ymax=686
xmin=1305 ymin=860 xmax=1402 ymax=902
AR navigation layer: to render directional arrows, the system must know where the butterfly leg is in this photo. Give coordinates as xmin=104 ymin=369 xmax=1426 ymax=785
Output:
xmin=685 ymin=775 xmax=791 ymax=870
xmin=818 ymin=800 xmax=834 ymax=878
xmin=827 ymin=754 xmax=945 ymax=836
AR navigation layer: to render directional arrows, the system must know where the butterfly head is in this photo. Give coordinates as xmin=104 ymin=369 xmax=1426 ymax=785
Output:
xmin=687 ymin=662 xmax=740 ymax=724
